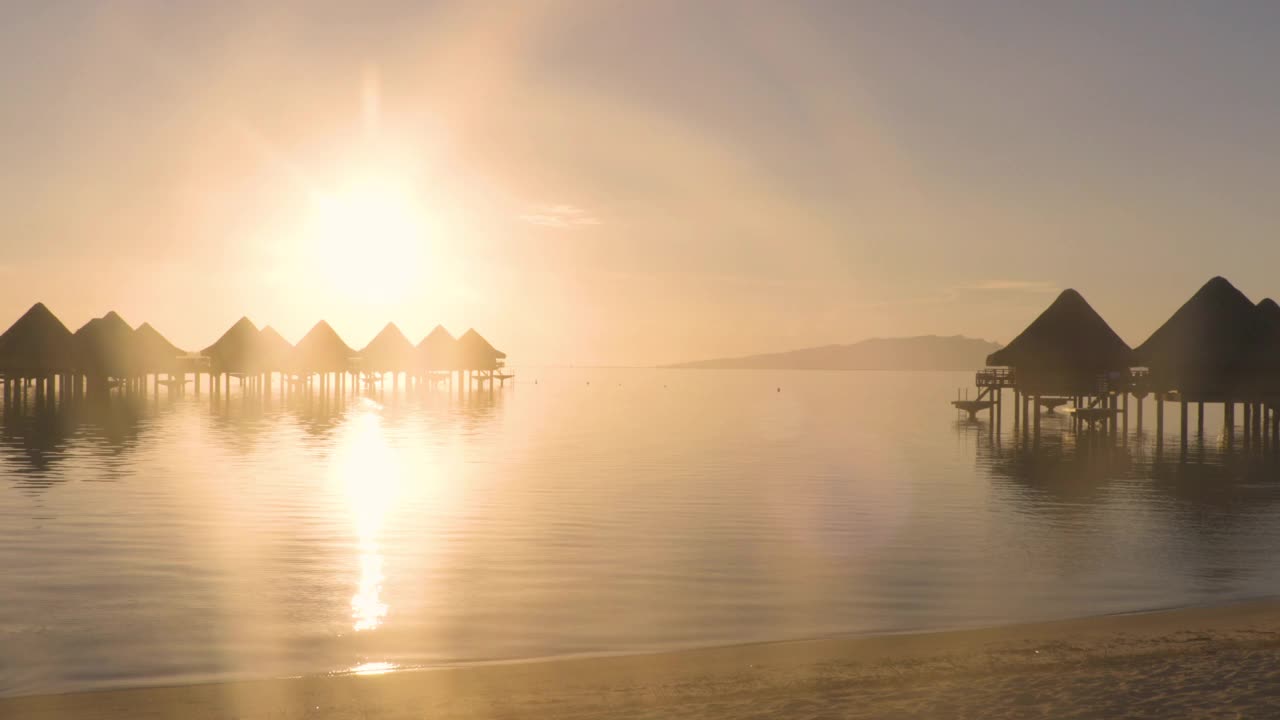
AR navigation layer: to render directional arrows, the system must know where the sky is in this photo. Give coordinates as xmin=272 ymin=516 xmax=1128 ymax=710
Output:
xmin=2 ymin=1 xmax=1280 ymax=366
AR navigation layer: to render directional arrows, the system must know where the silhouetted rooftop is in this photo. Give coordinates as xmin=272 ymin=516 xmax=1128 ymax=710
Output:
xmin=417 ymin=325 xmax=457 ymax=370
xmin=360 ymin=322 xmax=415 ymax=371
xmin=1256 ymin=298 xmax=1280 ymax=332
xmin=202 ymin=317 xmax=262 ymax=373
xmin=133 ymin=322 xmax=187 ymax=372
xmin=456 ymin=328 xmax=507 ymax=369
xmin=292 ymin=321 xmax=355 ymax=372
xmin=74 ymin=311 xmax=138 ymax=378
xmin=258 ymin=326 xmax=294 ymax=370
xmin=986 ymin=289 xmax=1133 ymax=372
xmin=1251 ymin=298 xmax=1280 ymax=375
xmin=1134 ymin=276 xmax=1264 ymax=373
xmin=0 ymin=303 xmax=77 ymax=374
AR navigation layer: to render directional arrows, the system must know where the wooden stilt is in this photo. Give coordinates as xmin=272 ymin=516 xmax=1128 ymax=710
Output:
xmin=1122 ymin=393 xmax=1130 ymax=439
xmin=1156 ymin=392 xmax=1165 ymax=443
xmin=1032 ymin=395 xmax=1041 ymax=445
xmin=1023 ymin=393 xmax=1030 ymax=438
xmin=1179 ymin=400 xmax=1188 ymax=459
xmin=1225 ymin=402 xmax=1235 ymax=450
xmin=1245 ymin=404 xmax=1254 ymax=449
xmin=1253 ymin=404 xmax=1261 ymax=446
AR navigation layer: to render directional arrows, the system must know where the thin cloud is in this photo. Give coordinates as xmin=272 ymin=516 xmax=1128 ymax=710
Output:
xmin=519 ymin=204 xmax=601 ymax=228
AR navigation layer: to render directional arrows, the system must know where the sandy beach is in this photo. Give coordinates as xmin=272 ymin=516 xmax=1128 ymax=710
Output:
xmin=6 ymin=600 xmax=1280 ymax=719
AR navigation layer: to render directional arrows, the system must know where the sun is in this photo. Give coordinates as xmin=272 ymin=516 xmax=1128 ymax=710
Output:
xmin=302 ymin=173 xmax=431 ymax=304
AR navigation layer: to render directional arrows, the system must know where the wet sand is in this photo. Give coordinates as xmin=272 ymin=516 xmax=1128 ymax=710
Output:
xmin=7 ymin=600 xmax=1280 ymax=719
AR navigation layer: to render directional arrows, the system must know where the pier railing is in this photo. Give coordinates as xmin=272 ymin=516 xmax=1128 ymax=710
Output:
xmin=973 ymin=367 xmax=1158 ymax=395
xmin=975 ymin=368 xmax=1015 ymax=388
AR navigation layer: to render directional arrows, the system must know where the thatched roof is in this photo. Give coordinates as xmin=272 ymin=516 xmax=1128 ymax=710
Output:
xmin=360 ymin=322 xmax=415 ymax=371
xmin=1133 ymin=277 xmax=1265 ymax=375
xmin=1250 ymin=298 xmax=1280 ymax=375
xmin=1256 ymin=298 xmax=1280 ymax=337
xmin=985 ymin=290 xmax=1133 ymax=372
xmin=133 ymin=322 xmax=187 ymax=372
xmin=258 ymin=326 xmax=294 ymax=371
xmin=292 ymin=320 xmax=355 ymax=372
xmin=74 ymin=311 xmax=138 ymax=378
xmin=202 ymin=317 xmax=261 ymax=373
xmin=0 ymin=303 xmax=77 ymax=374
xmin=417 ymin=325 xmax=457 ymax=370
xmin=456 ymin=328 xmax=507 ymax=370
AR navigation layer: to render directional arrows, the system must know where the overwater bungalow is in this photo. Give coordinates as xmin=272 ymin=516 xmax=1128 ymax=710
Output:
xmin=1132 ymin=277 xmax=1265 ymax=402
xmin=1248 ymin=298 xmax=1280 ymax=398
xmin=985 ymin=289 xmax=1134 ymax=397
xmin=456 ymin=328 xmax=507 ymax=371
xmin=0 ymin=303 xmax=76 ymax=373
xmin=0 ymin=303 xmax=78 ymax=406
xmin=417 ymin=325 xmax=457 ymax=371
xmin=949 ymin=276 xmax=1280 ymax=454
xmin=1258 ymin=298 xmax=1280 ymax=328
xmin=359 ymin=322 xmax=416 ymax=373
xmin=258 ymin=326 xmax=294 ymax=373
xmin=291 ymin=321 xmax=355 ymax=374
xmin=74 ymin=311 xmax=139 ymax=381
xmin=202 ymin=317 xmax=263 ymax=376
xmin=0 ymin=303 xmax=512 ymax=407
xmin=133 ymin=322 xmax=188 ymax=375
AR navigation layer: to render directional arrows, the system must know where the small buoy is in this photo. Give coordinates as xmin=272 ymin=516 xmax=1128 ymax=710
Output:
xmin=776 ymin=387 xmax=781 ymax=392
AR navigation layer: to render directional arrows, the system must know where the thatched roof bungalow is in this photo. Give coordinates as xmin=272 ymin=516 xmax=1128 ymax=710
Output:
xmin=133 ymin=322 xmax=188 ymax=374
xmin=360 ymin=322 xmax=416 ymax=372
xmin=202 ymin=317 xmax=262 ymax=374
xmin=74 ymin=311 xmax=139 ymax=378
xmin=291 ymin=321 xmax=355 ymax=373
xmin=1254 ymin=299 xmax=1280 ymax=356
xmin=1133 ymin=277 xmax=1266 ymax=401
xmin=455 ymin=328 xmax=507 ymax=371
xmin=0 ymin=303 xmax=77 ymax=375
xmin=985 ymin=289 xmax=1133 ymax=395
xmin=258 ymin=326 xmax=294 ymax=372
xmin=417 ymin=325 xmax=457 ymax=371
xmin=1247 ymin=298 xmax=1280 ymax=397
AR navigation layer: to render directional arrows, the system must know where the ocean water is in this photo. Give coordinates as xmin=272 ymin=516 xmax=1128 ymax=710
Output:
xmin=3 ymin=368 xmax=1280 ymax=697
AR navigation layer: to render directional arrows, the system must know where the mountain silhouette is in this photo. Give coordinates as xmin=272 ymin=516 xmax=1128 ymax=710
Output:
xmin=665 ymin=335 xmax=1001 ymax=371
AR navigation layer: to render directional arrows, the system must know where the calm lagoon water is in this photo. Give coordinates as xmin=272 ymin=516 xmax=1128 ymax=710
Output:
xmin=3 ymin=369 xmax=1280 ymax=696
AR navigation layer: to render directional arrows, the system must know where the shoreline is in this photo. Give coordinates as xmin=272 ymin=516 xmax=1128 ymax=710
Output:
xmin=7 ymin=598 xmax=1280 ymax=718
xmin=1 ymin=597 xmax=1246 ymax=700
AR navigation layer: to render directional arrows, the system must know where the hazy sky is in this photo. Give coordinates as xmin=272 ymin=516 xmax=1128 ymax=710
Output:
xmin=3 ymin=1 xmax=1280 ymax=365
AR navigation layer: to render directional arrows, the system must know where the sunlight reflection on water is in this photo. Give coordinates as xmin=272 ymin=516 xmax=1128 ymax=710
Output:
xmin=348 ymin=661 xmax=398 ymax=676
xmin=336 ymin=403 xmax=396 ymax=632
xmin=4 ymin=369 xmax=1280 ymax=697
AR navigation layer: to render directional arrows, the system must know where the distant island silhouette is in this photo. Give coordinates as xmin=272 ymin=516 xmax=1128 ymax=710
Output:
xmin=665 ymin=335 xmax=1001 ymax=371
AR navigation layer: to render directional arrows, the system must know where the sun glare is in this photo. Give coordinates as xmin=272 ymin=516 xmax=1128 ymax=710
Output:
xmin=303 ymin=174 xmax=432 ymax=304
